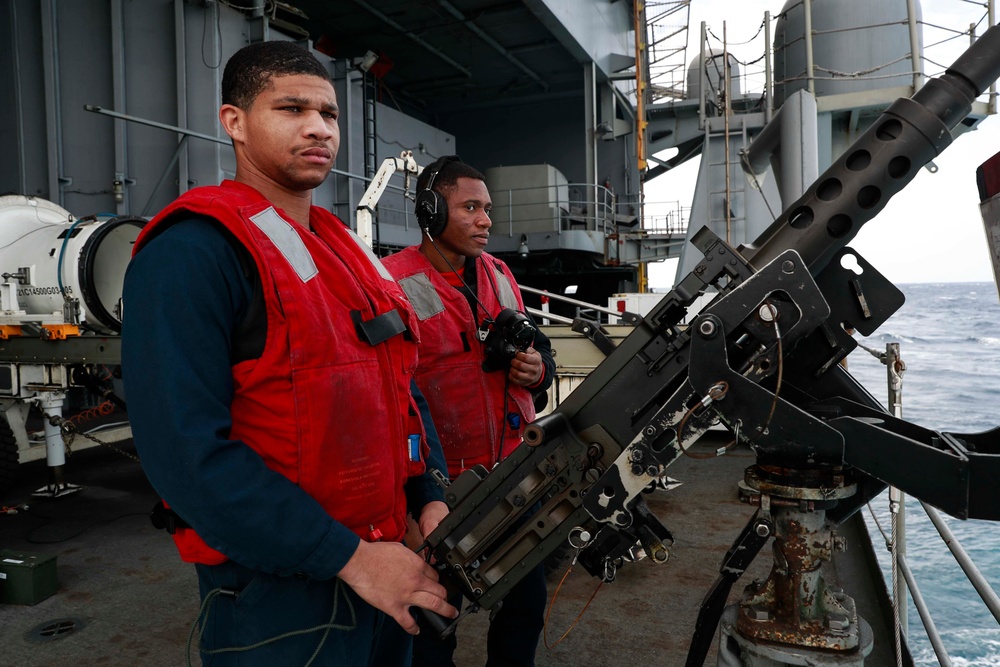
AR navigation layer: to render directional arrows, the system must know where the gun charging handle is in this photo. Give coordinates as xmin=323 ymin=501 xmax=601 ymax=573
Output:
xmin=411 ymin=543 xmax=469 ymax=639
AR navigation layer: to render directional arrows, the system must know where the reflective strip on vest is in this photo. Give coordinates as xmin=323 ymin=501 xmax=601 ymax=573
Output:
xmin=343 ymin=227 xmax=395 ymax=282
xmin=249 ymin=207 xmax=318 ymax=282
xmin=489 ymin=265 xmax=519 ymax=311
xmin=399 ymin=273 xmax=446 ymax=320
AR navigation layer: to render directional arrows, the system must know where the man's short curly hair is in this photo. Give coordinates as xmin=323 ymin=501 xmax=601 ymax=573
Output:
xmin=222 ymin=41 xmax=331 ymax=110
xmin=416 ymin=155 xmax=486 ymax=195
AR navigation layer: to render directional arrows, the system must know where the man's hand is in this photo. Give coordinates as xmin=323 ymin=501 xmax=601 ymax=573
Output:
xmin=338 ymin=540 xmax=458 ymax=634
xmin=509 ymin=346 xmax=544 ymax=387
xmin=418 ymin=500 xmax=450 ymax=541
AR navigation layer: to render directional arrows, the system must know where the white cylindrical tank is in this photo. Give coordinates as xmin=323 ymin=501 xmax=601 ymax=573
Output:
xmin=685 ymin=49 xmax=742 ymax=105
xmin=0 ymin=195 xmax=144 ymax=334
xmin=773 ymin=0 xmax=921 ymax=106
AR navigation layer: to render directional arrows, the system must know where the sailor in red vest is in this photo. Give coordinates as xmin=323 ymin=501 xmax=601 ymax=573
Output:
xmin=383 ymin=156 xmax=555 ymax=667
xmin=121 ymin=41 xmax=456 ymax=666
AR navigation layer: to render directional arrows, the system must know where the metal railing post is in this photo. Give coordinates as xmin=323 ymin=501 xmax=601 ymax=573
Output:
xmin=886 ymin=342 xmax=908 ymax=644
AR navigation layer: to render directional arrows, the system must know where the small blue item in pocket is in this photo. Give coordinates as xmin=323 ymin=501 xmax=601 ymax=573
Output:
xmin=507 ymin=413 xmax=521 ymax=430
xmin=408 ymin=434 xmax=421 ymax=462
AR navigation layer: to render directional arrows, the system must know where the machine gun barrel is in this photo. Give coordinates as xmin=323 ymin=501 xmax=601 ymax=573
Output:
xmin=744 ymin=24 xmax=1000 ymax=276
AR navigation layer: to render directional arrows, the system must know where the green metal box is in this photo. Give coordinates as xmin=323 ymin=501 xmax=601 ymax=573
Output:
xmin=0 ymin=550 xmax=58 ymax=605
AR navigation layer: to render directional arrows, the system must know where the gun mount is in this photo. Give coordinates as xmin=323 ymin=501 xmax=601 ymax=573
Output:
xmin=421 ymin=23 xmax=1000 ymax=665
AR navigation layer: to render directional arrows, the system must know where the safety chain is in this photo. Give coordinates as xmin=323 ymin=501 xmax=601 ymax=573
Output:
xmin=40 ymin=409 xmax=140 ymax=464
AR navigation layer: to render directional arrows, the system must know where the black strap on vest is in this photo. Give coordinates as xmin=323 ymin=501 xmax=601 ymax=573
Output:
xmin=150 ymin=500 xmax=190 ymax=535
xmin=351 ymin=309 xmax=407 ymax=346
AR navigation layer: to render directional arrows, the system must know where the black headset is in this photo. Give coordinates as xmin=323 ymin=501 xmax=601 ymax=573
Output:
xmin=415 ymin=155 xmax=463 ymax=238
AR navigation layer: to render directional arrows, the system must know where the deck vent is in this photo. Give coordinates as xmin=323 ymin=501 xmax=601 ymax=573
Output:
xmin=25 ymin=617 xmax=85 ymax=643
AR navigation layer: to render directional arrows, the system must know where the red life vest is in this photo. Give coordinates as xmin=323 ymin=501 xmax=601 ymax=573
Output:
xmin=383 ymin=247 xmax=536 ymax=478
xmin=133 ymin=181 xmax=425 ymax=564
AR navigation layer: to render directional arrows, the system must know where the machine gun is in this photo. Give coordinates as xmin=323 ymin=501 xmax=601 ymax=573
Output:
xmin=420 ymin=23 xmax=1000 ymax=665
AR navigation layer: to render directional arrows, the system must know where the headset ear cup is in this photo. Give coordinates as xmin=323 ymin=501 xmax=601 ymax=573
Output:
xmin=415 ymin=189 xmax=434 ymax=232
xmin=417 ymin=154 xmax=462 ymax=237
xmin=416 ymin=189 xmax=448 ymax=237
xmin=429 ymin=191 xmax=448 ymax=237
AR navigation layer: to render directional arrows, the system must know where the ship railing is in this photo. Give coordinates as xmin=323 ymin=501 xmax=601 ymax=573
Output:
xmin=865 ymin=341 xmax=1000 ymax=667
xmin=487 ymin=183 xmax=689 ymax=238
xmin=910 ymin=502 xmax=1000 ymax=666
xmin=648 ymin=2 xmax=998 ymax=123
xmin=486 ymin=182 xmax=617 ymax=236
xmin=641 ymin=199 xmax=690 ymax=236
xmin=356 ymin=177 xmax=689 ymax=243
xmin=868 ymin=493 xmax=1000 ymax=667
xmin=518 ymin=284 xmax=636 ymax=327
xmin=646 ymin=0 xmax=691 ymax=103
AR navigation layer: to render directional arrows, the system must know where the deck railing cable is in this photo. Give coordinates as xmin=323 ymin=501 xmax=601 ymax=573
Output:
xmin=863 ymin=339 xmax=1000 ymax=665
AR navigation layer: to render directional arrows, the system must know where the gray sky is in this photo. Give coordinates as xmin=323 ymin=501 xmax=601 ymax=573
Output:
xmin=645 ymin=0 xmax=1000 ymax=288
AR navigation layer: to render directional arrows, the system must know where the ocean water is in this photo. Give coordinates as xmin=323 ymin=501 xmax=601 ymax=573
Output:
xmin=846 ymin=282 xmax=1000 ymax=666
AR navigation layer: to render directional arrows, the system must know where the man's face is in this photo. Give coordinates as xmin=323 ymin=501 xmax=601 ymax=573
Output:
xmin=437 ymin=177 xmax=493 ymax=260
xmin=227 ymin=73 xmax=340 ymax=193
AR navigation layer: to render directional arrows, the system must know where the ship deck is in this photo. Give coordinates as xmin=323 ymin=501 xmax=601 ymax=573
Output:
xmin=0 ymin=433 xmax=894 ymax=666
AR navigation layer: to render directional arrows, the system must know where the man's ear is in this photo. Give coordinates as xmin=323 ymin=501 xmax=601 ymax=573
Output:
xmin=219 ymin=104 xmax=244 ymax=143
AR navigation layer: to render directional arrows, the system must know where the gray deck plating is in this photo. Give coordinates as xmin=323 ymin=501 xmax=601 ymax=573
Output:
xmin=1 ymin=434 xmax=890 ymax=666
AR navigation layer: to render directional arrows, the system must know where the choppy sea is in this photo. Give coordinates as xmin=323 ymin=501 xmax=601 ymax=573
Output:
xmin=847 ymin=282 xmax=1000 ymax=666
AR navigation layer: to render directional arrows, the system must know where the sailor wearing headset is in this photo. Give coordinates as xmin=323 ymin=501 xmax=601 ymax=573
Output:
xmin=383 ymin=155 xmax=555 ymax=667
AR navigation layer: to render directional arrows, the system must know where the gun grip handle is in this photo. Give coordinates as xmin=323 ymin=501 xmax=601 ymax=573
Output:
xmin=411 ymin=607 xmax=458 ymax=639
